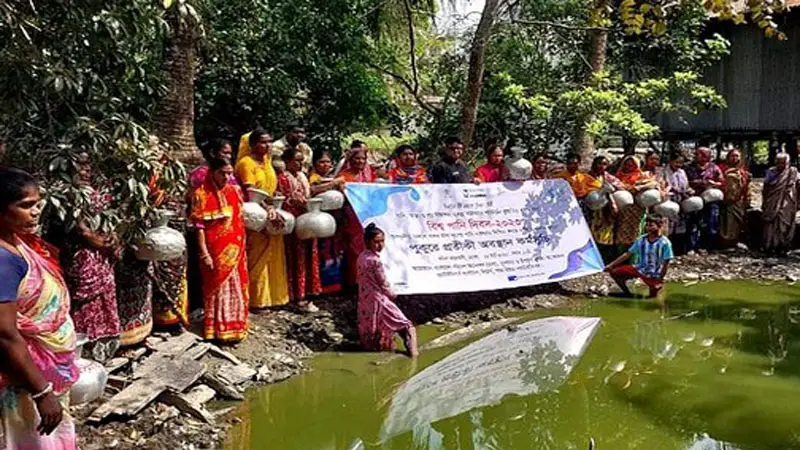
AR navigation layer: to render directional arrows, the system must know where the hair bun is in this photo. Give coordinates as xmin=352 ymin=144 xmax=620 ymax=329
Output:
xmin=365 ymin=223 xmax=377 ymax=231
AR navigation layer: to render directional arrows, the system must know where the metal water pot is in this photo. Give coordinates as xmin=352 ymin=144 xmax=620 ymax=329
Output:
xmin=681 ymin=196 xmax=704 ymax=213
xmin=70 ymin=334 xmax=109 ymax=405
xmin=295 ymin=198 xmax=336 ymax=240
xmin=611 ymin=190 xmax=635 ymax=209
xmin=653 ymin=200 xmax=680 ymax=218
xmin=504 ymin=147 xmax=533 ymax=180
xmin=585 ymin=190 xmax=609 ymax=211
xmin=636 ymin=189 xmax=662 ymax=208
xmin=701 ymin=188 xmax=724 ymax=203
xmin=316 ymin=190 xmax=345 ymax=211
xmin=243 ymin=188 xmax=269 ymax=231
xmin=135 ymin=211 xmax=186 ymax=261
xmin=265 ymin=196 xmax=296 ymax=235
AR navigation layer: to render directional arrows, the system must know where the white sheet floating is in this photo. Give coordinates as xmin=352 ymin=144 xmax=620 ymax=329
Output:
xmin=687 ymin=434 xmax=741 ymax=450
xmin=381 ymin=316 xmax=601 ymax=440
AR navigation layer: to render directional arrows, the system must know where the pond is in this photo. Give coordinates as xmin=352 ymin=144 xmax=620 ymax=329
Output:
xmin=225 ymin=281 xmax=800 ymax=450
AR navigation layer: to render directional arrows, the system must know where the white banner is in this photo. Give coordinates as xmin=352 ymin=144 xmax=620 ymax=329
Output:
xmin=344 ymin=180 xmax=603 ymax=295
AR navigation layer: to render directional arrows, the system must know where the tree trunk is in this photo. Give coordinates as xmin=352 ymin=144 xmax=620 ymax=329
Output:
xmin=153 ymin=5 xmax=200 ymax=165
xmin=622 ymin=136 xmax=637 ymax=155
xmin=573 ymin=12 xmax=608 ymax=169
xmin=458 ymin=0 xmax=500 ymax=150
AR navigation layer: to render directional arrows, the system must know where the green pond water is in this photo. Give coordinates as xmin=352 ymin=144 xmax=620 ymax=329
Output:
xmin=225 ymin=281 xmax=800 ymax=450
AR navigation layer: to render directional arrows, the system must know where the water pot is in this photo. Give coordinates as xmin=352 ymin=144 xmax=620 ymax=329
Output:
xmin=243 ymin=188 xmax=269 ymax=232
xmin=265 ymin=196 xmax=296 ymax=235
xmin=505 ymin=147 xmax=533 ymax=181
xmin=295 ymin=198 xmax=336 ymax=240
xmin=135 ymin=211 xmax=186 ymax=261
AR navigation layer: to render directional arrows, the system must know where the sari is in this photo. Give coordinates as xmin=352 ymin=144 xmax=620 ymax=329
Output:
xmin=308 ymin=173 xmax=345 ymax=294
xmin=388 ymin=165 xmax=428 ymax=185
xmin=589 ymin=172 xmax=623 ymax=261
xmin=64 ymin=186 xmax=120 ymax=361
xmin=116 ymin=253 xmax=153 ymax=346
xmin=0 ymin=240 xmax=79 ymax=450
xmin=555 ymin=170 xmax=601 ymax=199
xmin=659 ymin=166 xmax=691 ymax=254
xmin=615 ymin=157 xmax=653 ymax=246
xmin=190 ymin=176 xmax=249 ymax=342
xmin=718 ymin=162 xmax=750 ymax=246
xmin=357 ymin=250 xmax=412 ymax=351
xmin=277 ymin=171 xmax=322 ymax=301
xmin=152 ymin=212 xmax=189 ymax=330
xmin=235 ymin=154 xmax=290 ymax=308
xmin=762 ymin=166 xmax=800 ymax=253
xmin=337 ymin=159 xmax=377 ymax=287
xmin=474 ymin=163 xmax=506 ymax=183
xmin=686 ymin=158 xmax=724 ymax=250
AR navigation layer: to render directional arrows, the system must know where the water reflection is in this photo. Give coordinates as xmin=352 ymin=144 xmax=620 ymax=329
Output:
xmin=381 ymin=316 xmax=601 ymax=440
xmin=225 ymin=282 xmax=800 ymax=450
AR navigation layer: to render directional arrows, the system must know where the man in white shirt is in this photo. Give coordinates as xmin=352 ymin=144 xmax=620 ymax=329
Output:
xmin=272 ymin=122 xmax=312 ymax=174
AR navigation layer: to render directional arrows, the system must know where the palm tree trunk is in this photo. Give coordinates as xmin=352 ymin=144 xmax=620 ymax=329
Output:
xmin=153 ymin=4 xmax=200 ymax=165
xmin=458 ymin=0 xmax=500 ymax=150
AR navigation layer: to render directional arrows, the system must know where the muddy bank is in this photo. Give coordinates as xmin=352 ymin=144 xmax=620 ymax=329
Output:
xmin=74 ymin=245 xmax=800 ymax=449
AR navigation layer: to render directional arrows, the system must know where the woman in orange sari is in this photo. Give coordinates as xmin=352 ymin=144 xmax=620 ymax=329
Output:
xmin=615 ymin=155 xmax=658 ymax=250
xmin=337 ymin=146 xmax=376 ymax=288
xmin=718 ymin=148 xmax=750 ymax=247
xmin=190 ymin=158 xmax=249 ymax=343
xmin=387 ymin=145 xmax=428 ymax=184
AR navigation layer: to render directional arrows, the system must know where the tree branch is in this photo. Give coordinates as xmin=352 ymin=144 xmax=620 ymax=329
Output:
xmin=366 ymin=63 xmax=440 ymax=116
xmin=402 ymin=0 xmax=420 ymax=95
xmin=511 ymin=18 xmax=609 ymax=32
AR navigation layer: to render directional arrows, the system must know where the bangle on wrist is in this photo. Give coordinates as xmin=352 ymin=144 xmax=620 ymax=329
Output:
xmin=31 ymin=382 xmax=53 ymax=400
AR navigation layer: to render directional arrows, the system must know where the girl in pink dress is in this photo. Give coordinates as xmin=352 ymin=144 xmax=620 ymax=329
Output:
xmin=357 ymin=224 xmax=418 ymax=357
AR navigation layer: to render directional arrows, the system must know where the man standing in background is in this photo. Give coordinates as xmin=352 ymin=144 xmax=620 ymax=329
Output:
xmin=272 ymin=122 xmax=312 ymax=174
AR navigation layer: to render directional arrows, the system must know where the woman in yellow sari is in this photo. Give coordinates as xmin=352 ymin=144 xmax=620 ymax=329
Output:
xmin=235 ymin=129 xmax=290 ymax=309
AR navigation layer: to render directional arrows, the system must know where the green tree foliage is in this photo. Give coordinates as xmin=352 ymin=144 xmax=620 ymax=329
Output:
xmin=0 ymin=0 xmax=185 ymax=242
xmin=408 ymin=0 xmax=735 ymax=158
xmin=194 ymin=0 xmax=393 ymax=153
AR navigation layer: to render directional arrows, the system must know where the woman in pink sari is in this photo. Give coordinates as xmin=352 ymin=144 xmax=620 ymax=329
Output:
xmin=357 ymin=224 xmax=417 ymax=357
xmin=0 ymin=168 xmax=79 ymax=449
xmin=474 ymin=144 xmax=508 ymax=183
xmin=336 ymin=146 xmax=376 ymax=288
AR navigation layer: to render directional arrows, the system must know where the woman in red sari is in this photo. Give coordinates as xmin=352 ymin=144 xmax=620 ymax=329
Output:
xmin=189 ymin=158 xmax=249 ymax=343
xmin=337 ymin=146 xmax=376 ymax=288
xmin=277 ymin=147 xmax=322 ymax=312
xmin=474 ymin=144 xmax=508 ymax=182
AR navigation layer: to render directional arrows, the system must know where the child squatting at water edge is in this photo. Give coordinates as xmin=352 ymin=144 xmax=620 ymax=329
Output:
xmin=604 ymin=215 xmax=674 ymax=299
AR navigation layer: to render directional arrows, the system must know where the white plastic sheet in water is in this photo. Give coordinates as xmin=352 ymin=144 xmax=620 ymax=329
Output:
xmin=381 ymin=316 xmax=601 ymax=440
xmin=687 ymin=434 xmax=741 ymax=450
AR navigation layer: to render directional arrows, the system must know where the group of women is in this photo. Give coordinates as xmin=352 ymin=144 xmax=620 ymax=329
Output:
xmin=2 ymin=136 xmax=800 ymax=448
xmin=562 ymin=147 xmax=800 ymax=261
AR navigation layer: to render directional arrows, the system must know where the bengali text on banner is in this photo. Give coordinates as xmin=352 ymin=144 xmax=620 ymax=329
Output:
xmin=344 ymin=180 xmax=604 ymax=295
